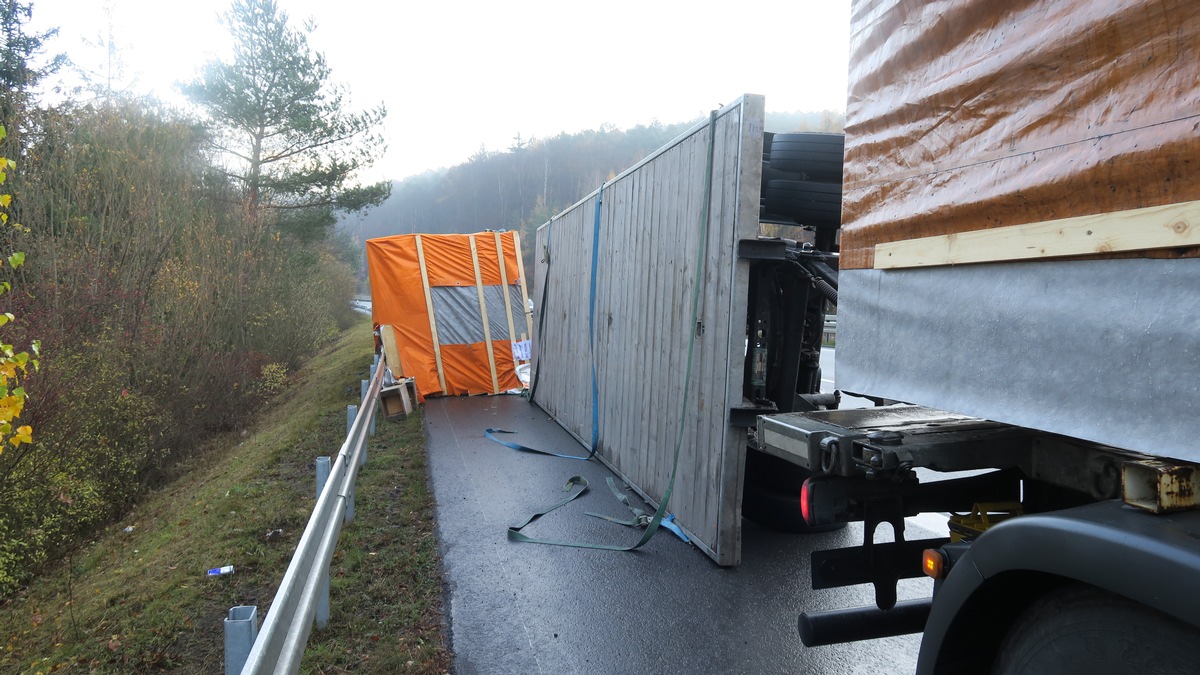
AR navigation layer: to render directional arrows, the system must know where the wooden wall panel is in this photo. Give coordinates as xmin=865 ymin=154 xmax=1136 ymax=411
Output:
xmin=533 ymin=96 xmax=763 ymax=565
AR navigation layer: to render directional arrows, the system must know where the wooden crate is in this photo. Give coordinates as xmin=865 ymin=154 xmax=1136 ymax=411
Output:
xmin=380 ymin=378 xmax=417 ymax=418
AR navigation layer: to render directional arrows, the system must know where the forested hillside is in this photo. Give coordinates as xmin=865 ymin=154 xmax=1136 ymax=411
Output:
xmin=0 ymin=0 xmax=386 ymax=596
xmin=341 ymin=109 xmax=844 ymax=279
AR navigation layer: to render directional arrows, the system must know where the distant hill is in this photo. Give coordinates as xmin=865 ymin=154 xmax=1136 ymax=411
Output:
xmin=341 ymin=109 xmax=844 ymax=283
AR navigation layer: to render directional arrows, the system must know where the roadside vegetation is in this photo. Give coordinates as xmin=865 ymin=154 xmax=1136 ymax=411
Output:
xmin=1 ymin=318 xmax=450 ymax=673
xmin=0 ymin=0 xmax=385 ymax=599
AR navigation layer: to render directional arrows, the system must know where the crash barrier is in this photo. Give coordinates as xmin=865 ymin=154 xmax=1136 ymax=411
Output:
xmin=225 ymin=356 xmax=385 ymax=675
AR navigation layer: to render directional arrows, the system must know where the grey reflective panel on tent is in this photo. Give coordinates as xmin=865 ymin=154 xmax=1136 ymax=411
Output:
xmin=430 ymin=285 xmax=524 ymax=345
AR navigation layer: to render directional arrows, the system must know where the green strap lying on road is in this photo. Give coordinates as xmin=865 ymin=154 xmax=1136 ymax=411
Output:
xmin=507 ymin=476 xmax=592 ymax=545
xmin=586 ymin=477 xmax=651 ymax=527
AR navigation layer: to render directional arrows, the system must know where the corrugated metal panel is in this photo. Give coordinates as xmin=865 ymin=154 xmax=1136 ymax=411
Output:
xmin=532 ymin=96 xmax=763 ymax=565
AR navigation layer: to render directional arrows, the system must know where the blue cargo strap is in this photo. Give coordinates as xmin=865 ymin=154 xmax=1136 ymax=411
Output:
xmin=587 ymin=183 xmax=603 ymax=451
xmin=485 ymin=428 xmax=595 ymax=461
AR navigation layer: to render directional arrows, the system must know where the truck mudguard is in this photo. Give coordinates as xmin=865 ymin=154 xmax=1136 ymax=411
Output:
xmin=917 ymin=500 xmax=1200 ymax=674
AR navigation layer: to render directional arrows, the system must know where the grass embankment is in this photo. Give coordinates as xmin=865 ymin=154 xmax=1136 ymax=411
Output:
xmin=1 ymin=318 xmax=450 ymax=673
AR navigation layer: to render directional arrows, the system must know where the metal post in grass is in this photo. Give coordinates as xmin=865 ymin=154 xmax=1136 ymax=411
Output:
xmin=224 ymin=605 xmax=258 ymax=675
xmin=362 ymin=379 xmax=376 ymax=438
xmin=316 ymin=456 xmax=331 ymax=500
xmin=314 ymin=456 xmax=333 ymax=631
xmin=315 ymin=570 xmax=331 ymax=631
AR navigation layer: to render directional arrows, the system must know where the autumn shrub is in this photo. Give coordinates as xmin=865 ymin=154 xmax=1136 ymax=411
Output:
xmin=0 ymin=98 xmax=359 ymax=596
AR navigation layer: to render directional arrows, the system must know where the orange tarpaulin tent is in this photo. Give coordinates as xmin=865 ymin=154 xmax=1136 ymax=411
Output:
xmin=366 ymin=231 xmax=533 ymax=401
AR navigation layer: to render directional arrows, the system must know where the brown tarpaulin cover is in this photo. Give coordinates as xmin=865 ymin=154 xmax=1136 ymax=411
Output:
xmin=366 ymin=232 xmax=526 ymax=400
xmin=842 ymin=0 xmax=1200 ymax=269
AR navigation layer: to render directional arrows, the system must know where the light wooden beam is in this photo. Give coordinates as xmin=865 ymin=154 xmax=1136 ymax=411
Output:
xmin=874 ymin=200 xmax=1200 ymax=269
xmin=415 ymin=234 xmax=447 ymax=393
xmin=468 ymin=235 xmax=501 ymax=395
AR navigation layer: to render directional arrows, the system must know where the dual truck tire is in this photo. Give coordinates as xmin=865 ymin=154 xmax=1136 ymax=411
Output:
xmin=760 ymin=132 xmax=844 ymax=229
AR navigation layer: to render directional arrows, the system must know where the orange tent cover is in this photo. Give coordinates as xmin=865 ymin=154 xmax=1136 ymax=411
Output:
xmin=366 ymin=231 xmax=532 ymax=401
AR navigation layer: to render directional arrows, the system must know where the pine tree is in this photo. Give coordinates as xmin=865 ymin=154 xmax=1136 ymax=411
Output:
xmin=183 ymin=0 xmax=388 ymax=239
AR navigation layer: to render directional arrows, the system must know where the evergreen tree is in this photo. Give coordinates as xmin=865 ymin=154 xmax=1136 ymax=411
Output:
xmin=183 ymin=0 xmax=388 ymax=238
xmin=0 ymin=0 xmax=64 ymax=175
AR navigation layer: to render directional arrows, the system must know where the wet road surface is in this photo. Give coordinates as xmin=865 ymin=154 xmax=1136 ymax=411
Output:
xmin=425 ymin=394 xmax=938 ymax=674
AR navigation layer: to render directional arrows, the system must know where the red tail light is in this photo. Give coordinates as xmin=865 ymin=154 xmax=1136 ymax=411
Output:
xmin=800 ymin=477 xmax=813 ymax=524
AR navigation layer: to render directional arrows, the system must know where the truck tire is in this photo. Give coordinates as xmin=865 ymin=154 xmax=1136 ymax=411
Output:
xmin=994 ymin=584 xmax=1199 ymax=675
xmin=762 ymin=180 xmax=842 ymax=228
xmin=768 ymin=133 xmax=844 ymax=182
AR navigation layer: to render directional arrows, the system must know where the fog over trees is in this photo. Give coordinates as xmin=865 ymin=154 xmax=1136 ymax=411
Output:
xmin=340 ymin=109 xmax=843 ymax=281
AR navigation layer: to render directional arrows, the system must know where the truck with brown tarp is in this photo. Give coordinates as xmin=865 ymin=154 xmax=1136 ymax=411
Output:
xmin=529 ymin=1 xmax=1200 ymax=671
xmin=750 ymin=1 xmax=1200 ymax=672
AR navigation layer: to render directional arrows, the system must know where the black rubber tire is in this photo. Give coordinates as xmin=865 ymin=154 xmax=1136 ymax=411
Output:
xmin=762 ymin=131 xmax=774 ymax=161
xmin=769 ymin=132 xmax=845 ymax=181
xmin=762 ymin=179 xmax=842 ymax=228
xmin=745 ymin=447 xmax=812 ymax=491
xmin=994 ymin=585 xmax=1200 ymax=675
xmin=760 ymin=161 xmax=793 ymax=193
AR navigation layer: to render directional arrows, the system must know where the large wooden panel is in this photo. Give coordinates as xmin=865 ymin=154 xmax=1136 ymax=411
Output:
xmin=532 ymin=96 xmax=763 ymax=565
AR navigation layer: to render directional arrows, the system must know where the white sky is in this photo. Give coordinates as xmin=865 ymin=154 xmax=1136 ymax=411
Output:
xmin=28 ymin=0 xmax=851 ymax=183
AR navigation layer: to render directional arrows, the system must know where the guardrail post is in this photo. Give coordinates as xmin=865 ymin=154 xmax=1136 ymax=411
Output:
xmin=316 ymin=456 xmax=330 ymax=499
xmin=361 ymin=379 xmax=376 ymax=438
xmin=345 ymin=470 xmax=356 ymax=524
xmin=224 ymin=605 xmax=257 ymax=675
xmin=315 ymin=571 xmax=331 ymax=631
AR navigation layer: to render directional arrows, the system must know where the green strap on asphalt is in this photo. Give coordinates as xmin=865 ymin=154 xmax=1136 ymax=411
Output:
xmin=505 ymin=110 xmax=718 ymax=552
xmin=586 ymin=477 xmax=651 ymax=527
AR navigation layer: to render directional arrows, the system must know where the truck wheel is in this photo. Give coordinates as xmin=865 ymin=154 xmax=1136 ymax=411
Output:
xmin=768 ymin=132 xmax=845 ymax=182
xmin=762 ymin=180 xmax=842 ymax=228
xmin=994 ymin=584 xmax=1199 ymax=675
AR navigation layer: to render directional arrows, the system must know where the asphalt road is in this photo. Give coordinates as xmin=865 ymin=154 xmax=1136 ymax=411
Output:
xmin=425 ymin=392 xmax=941 ymax=675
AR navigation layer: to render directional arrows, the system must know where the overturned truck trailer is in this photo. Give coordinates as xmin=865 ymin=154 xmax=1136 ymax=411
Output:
xmin=532 ymin=97 xmax=765 ymax=565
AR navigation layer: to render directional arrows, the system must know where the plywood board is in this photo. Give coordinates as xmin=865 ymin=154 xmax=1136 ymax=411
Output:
xmin=874 ymin=200 xmax=1200 ymax=269
xmin=379 ymin=325 xmax=403 ymax=377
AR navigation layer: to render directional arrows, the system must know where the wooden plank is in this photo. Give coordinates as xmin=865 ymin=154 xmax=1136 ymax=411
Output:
xmin=468 ymin=235 xmax=500 ymax=395
xmin=493 ymin=231 xmax=519 ymax=362
xmin=379 ymin=324 xmax=404 ymax=377
xmin=414 ymin=234 xmax=447 ymax=393
xmin=716 ymin=97 xmax=763 ymax=565
xmin=513 ymin=231 xmax=534 ymax=353
xmin=874 ymin=200 xmax=1200 ymax=270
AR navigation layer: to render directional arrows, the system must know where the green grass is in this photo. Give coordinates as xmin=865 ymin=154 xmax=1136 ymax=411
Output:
xmin=0 ymin=318 xmax=450 ymax=673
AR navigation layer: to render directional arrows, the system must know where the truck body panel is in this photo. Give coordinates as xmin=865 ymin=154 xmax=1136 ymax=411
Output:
xmin=838 ymin=0 xmax=1200 ymax=459
xmin=531 ymin=97 xmax=764 ymax=565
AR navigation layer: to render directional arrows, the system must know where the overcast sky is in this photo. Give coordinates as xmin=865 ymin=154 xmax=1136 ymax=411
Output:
xmin=28 ymin=0 xmax=851 ymax=183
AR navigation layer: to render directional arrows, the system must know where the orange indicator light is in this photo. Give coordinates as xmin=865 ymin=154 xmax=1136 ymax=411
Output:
xmin=922 ymin=549 xmax=947 ymax=579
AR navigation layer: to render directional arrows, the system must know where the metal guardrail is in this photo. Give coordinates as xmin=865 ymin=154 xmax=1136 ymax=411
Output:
xmin=231 ymin=356 xmax=386 ymax=674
